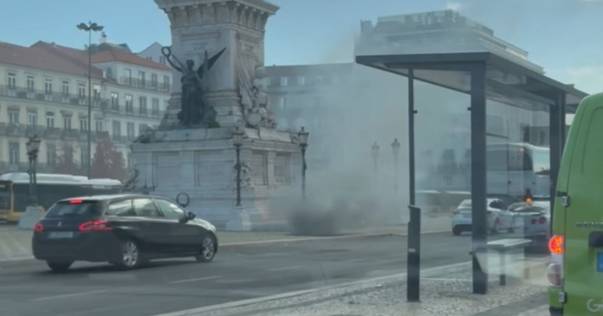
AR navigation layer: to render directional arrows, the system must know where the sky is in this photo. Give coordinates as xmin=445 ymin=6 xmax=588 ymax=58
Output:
xmin=0 ymin=0 xmax=601 ymax=93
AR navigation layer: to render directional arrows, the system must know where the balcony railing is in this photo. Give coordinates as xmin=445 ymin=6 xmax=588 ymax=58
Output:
xmin=118 ymin=77 xmax=170 ymax=92
xmin=0 ymin=85 xmax=161 ymax=119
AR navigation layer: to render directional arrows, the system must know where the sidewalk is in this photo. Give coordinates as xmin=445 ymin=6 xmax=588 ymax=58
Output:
xmin=157 ymin=256 xmax=549 ymax=316
xmin=0 ymin=213 xmax=452 ymax=261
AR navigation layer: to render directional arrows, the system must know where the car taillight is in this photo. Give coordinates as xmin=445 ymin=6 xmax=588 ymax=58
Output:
xmin=34 ymin=223 xmax=44 ymax=233
xmin=549 ymin=235 xmax=565 ymax=255
xmin=79 ymin=220 xmax=112 ymax=232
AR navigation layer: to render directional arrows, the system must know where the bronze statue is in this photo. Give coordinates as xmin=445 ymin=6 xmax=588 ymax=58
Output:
xmin=161 ymin=46 xmax=226 ymax=127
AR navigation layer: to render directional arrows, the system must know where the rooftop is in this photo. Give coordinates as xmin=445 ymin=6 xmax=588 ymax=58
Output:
xmin=0 ymin=40 xmax=170 ymax=79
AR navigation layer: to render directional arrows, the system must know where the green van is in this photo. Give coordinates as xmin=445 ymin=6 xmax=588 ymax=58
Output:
xmin=548 ymin=93 xmax=603 ymax=316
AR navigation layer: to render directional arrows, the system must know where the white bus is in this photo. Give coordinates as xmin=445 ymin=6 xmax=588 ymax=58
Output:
xmin=486 ymin=143 xmax=550 ymax=199
xmin=0 ymin=173 xmax=122 ymax=222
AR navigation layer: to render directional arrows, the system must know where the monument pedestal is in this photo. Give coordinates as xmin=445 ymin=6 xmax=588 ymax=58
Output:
xmin=131 ymin=127 xmax=300 ymax=230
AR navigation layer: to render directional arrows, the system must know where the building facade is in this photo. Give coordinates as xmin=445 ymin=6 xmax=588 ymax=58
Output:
xmin=0 ymin=40 xmax=171 ymax=176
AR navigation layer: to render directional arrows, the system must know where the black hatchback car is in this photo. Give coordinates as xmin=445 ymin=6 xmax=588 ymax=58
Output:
xmin=32 ymin=194 xmax=218 ymax=272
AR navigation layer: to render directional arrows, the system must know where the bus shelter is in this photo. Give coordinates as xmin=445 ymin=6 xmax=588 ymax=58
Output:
xmin=355 ymin=51 xmax=587 ymax=295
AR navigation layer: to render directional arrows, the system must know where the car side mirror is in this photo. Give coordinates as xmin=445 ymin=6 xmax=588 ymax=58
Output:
xmin=180 ymin=211 xmax=196 ymax=223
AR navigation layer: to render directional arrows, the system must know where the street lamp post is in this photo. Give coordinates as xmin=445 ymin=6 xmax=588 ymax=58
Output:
xmin=233 ymin=126 xmax=244 ymax=207
xmin=26 ymin=135 xmax=41 ymax=205
xmin=371 ymin=141 xmax=380 ymax=174
xmin=77 ymin=21 xmax=104 ymax=178
xmin=298 ymin=127 xmax=309 ymax=199
xmin=392 ymin=138 xmax=401 ymax=192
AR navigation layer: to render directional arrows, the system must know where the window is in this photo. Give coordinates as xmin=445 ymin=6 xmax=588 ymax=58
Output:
xmin=8 ymin=110 xmax=19 ymax=125
xmin=127 ymin=122 xmax=135 ymax=139
xmin=80 ymin=117 xmax=88 ymax=132
xmin=139 ymin=124 xmax=148 ymax=135
xmin=46 ymin=143 xmax=56 ymax=166
xmin=298 ymin=76 xmax=305 ymax=85
xmin=162 ymin=75 xmax=169 ymax=89
xmin=27 ymin=111 xmax=37 ymax=127
xmin=133 ymin=198 xmax=162 ymax=218
xmin=112 ymin=120 xmax=121 ymax=138
xmin=93 ymin=86 xmax=100 ymax=100
xmin=125 ymin=68 xmax=132 ymax=85
xmin=44 ymin=79 xmax=52 ymax=94
xmin=26 ymin=75 xmax=34 ymax=91
xmin=139 ymin=96 xmax=147 ymax=114
xmin=125 ymin=95 xmax=133 ymax=113
xmin=80 ymin=147 xmax=88 ymax=167
xmin=111 ymin=92 xmax=119 ymax=110
xmin=78 ymin=83 xmax=86 ymax=98
xmin=46 ymin=113 xmax=55 ymax=128
xmin=138 ymin=71 xmax=146 ymax=87
xmin=159 ymin=56 xmax=166 ymax=65
xmin=106 ymin=199 xmax=135 ymax=217
xmin=151 ymin=74 xmax=158 ymax=88
xmin=63 ymin=115 xmax=72 ymax=130
xmin=279 ymin=97 xmax=287 ymax=110
xmin=152 ymin=98 xmax=160 ymax=115
xmin=61 ymin=80 xmax=69 ymax=96
xmin=9 ymin=142 xmax=19 ymax=164
xmin=7 ymin=72 xmax=16 ymax=89
xmin=154 ymin=199 xmax=184 ymax=220
xmin=280 ymin=77 xmax=288 ymax=86
xmin=95 ymin=119 xmax=103 ymax=133
xmin=106 ymin=67 xmax=113 ymax=79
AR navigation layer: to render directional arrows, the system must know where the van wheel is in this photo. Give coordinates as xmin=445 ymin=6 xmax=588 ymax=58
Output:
xmin=47 ymin=261 xmax=73 ymax=273
xmin=452 ymin=226 xmax=462 ymax=236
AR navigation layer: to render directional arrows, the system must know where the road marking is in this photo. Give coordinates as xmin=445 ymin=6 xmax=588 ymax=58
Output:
xmin=154 ymin=261 xmax=470 ymax=316
xmin=267 ymin=265 xmax=302 ymax=272
xmin=32 ymin=289 xmax=107 ymax=302
xmin=169 ymin=275 xmax=222 ymax=284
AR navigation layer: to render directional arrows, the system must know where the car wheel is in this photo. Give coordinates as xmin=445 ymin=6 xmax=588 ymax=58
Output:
xmin=116 ymin=239 xmax=141 ymax=269
xmin=47 ymin=261 xmax=73 ymax=273
xmin=195 ymin=234 xmax=216 ymax=263
xmin=452 ymin=226 xmax=462 ymax=236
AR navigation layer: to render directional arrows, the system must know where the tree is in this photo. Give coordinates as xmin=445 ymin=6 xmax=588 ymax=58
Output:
xmin=91 ymin=137 xmax=127 ymax=181
xmin=55 ymin=144 xmax=80 ymax=175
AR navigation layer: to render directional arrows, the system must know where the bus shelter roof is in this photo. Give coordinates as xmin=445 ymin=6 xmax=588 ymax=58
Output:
xmin=355 ymin=52 xmax=588 ymax=112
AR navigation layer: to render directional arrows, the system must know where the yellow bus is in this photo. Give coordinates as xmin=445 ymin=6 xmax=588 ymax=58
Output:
xmin=0 ymin=173 xmax=122 ymax=223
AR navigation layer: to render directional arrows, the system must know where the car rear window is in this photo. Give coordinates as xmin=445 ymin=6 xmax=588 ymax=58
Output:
xmin=45 ymin=201 xmax=102 ymax=219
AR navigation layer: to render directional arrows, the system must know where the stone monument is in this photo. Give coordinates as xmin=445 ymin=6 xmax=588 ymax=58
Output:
xmin=131 ymin=0 xmax=302 ymax=230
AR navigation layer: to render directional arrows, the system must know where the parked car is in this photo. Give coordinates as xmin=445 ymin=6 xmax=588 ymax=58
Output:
xmin=32 ymin=194 xmax=218 ymax=272
xmin=451 ymin=198 xmax=513 ymax=235
xmin=507 ymin=202 xmax=550 ymax=241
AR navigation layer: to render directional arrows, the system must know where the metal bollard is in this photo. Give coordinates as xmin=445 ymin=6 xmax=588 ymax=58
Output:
xmin=407 ymin=205 xmax=421 ymax=302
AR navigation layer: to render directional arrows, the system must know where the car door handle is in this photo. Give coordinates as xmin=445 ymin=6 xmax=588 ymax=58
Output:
xmin=589 ymin=231 xmax=603 ymax=248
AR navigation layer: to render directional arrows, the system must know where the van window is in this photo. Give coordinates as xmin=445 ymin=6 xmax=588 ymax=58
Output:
xmin=581 ymin=109 xmax=603 ymax=176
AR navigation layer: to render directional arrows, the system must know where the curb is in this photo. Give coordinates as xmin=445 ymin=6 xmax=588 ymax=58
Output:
xmin=219 ymin=228 xmax=450 ymax=247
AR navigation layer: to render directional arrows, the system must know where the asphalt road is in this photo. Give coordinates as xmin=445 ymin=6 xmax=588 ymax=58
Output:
xmin=0 ymin=233 xmax=472 ymax=316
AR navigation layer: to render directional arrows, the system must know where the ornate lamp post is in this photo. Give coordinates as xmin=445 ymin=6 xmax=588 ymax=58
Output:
xmin=233 ymin=126 xmax=244 ymax=207
xmin=26 ymin=135 xmax=41 ymax=205
xmin=77 ymin=21 xmax=103 ymax=178
xmin=298 ymin=127 xmax=309 ymax=198
xmin=392 ymin=138 xmax=401 ymax=191
xmin=371 ymin=141 xmax=380 ymax=174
